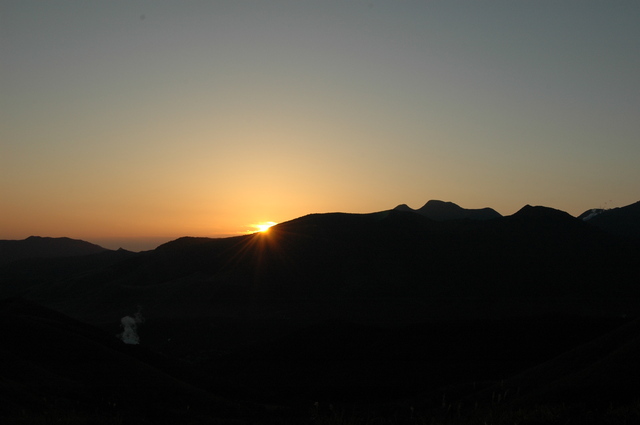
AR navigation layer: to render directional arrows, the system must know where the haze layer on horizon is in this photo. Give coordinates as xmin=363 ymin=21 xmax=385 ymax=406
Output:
xmin=2 ymin=1 xmax=639 ymax=250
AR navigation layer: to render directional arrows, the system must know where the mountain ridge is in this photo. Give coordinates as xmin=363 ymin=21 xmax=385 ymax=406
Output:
xmin=3 ymin=200 xmax=638 ymax=255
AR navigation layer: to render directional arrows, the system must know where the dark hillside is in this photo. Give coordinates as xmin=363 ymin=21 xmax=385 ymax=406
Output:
xmin=206 ymin=315 xmax=627 ymax=405
xmin=457 ymin=315 xmax=640 ymax=411
xmin=0 ymin=298 xmax=268 ymax=424
xmin=0 ymin=248 xmax=136 ymax=302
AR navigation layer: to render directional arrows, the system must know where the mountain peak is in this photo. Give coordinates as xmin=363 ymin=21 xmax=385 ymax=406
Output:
xmin=393 ymin=204 xmax=414 ymax=213
xmin=422 ymin=199 xmax=457 ymax=208
xmin=511 ymin=205 xmax=575 ymax=221
xmin=578 ymin=209 xmax=606 ymax=221
xmin=395 ymin=200 xmax=501 ymax=221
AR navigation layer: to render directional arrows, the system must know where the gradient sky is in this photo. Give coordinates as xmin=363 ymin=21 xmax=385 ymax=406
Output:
xmin=2 ymin=1 xmax=639 ymax=251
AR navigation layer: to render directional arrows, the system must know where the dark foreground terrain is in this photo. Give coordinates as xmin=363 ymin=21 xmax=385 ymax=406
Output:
xmin=1 ymin=201 xmax=640 ymax=423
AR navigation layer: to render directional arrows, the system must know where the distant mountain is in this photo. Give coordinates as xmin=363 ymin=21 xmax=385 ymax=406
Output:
xmin=0 ymin=236 xmax=108 ymax=265
xmin=394 ymin=199 xmax=502 ymax=221
xmin=578 ymin=200 xmax=640 ymax=241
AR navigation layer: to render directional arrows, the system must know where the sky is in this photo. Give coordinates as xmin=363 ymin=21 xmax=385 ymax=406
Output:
xmin=2 ymin=1 xmax=639 ymax=251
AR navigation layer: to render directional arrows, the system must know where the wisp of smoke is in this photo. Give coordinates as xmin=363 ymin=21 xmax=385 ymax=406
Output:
xmin=118 ymin=309 xmax=145 ymax=344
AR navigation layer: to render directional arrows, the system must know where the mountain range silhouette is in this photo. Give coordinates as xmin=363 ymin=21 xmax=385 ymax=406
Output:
xmin=1 ymin=199 xmax=639 ymax=423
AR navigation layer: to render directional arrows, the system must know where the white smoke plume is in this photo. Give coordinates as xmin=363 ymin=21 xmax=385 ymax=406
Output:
xmin=118 ymin=308 xmax=145 ymax=344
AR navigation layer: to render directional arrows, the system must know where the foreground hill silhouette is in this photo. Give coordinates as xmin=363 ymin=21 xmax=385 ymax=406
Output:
xmin=1 ymin=200 xmax=640 ymax=423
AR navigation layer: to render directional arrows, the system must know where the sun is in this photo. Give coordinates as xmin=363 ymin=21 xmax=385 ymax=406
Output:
xmin=253 ymin=221 xmax=277 ymax=233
